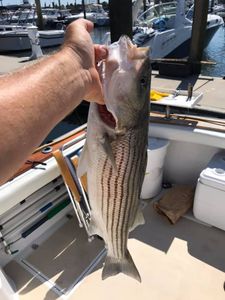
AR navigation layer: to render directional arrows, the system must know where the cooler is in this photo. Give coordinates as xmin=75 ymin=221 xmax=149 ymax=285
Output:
xmin=193 ymin=152 xmax=225 ymax=230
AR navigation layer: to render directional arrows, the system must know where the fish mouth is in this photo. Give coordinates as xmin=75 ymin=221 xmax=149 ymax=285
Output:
xmin=98 ymin=36 xmax=132 ymax=130
xmin=98 ymin=58 xmax=118 ymax=130
xmin=97 ymin=104 xmax=116 ymax=129
xmin=98 ymin=36 xmax=149 ymax=132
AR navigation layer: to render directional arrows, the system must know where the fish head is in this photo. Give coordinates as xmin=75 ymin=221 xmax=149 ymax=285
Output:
xmin=101 ymin=35 xmax=151 ymax=133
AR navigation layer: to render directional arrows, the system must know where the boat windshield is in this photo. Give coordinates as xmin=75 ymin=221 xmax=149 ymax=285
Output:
xmin=42 ymin=9 xmax=59 ymax=17
xmin=86 ymin=4 xmax=105 ymax=14
xmin=137 ymin=1 xmax=177 ymax=26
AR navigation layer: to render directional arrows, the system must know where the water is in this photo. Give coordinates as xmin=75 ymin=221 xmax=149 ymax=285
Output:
xmin=91 ymin=26 xmax=110 ymax=44
xmin=202 ymin=25 xmax=225 ymax=78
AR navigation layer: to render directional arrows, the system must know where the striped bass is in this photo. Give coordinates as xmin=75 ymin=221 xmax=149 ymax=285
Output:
xmin=78 ymin=36 xmax=151 ymax=282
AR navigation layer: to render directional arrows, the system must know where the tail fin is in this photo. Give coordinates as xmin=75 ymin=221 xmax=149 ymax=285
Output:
xmin=102 ymin=250 xmax=141 ymax=282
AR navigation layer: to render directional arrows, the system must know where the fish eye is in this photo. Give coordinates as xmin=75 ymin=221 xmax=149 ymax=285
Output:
xmin=140 ymin=76 xmax=148 ymax=87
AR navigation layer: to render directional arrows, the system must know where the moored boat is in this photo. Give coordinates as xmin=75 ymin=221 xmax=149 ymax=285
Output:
xmin=0 ymin=25 xmax=64 ymax=52
xmin=65 ymin=4 xmax=109 ymax=27
xmin=133 ymin=0 xmax=224 ymax=59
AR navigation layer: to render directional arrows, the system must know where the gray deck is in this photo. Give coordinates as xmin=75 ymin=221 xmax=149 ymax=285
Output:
xmin=4 ymin=201 xmax=225 ymax=300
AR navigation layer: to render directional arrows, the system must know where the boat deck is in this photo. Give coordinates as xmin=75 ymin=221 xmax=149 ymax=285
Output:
xmin=3 ymin=199 xmax=225 ymax=300
xmin=1 ymin=53 xmax=225 ymax=300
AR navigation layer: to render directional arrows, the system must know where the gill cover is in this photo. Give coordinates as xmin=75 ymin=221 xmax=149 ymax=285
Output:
xmin=102 ymin=36 xmax=150 ymax=133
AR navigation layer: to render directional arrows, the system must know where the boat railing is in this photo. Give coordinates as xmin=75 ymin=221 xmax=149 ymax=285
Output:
xmin=53 ymin=133 xmax=94 ymax=241
xmin=136 ymin=1 xmax=177 ymax=28
xmin=15 ymin=9 xmax=36 ymax=26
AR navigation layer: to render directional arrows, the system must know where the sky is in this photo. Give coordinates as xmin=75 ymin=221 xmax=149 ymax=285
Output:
xmin=2 ymin=0 xmax=107 ymax=6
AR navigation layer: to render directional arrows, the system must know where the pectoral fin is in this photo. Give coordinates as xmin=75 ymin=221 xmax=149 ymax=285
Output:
xmin=129 ymin=208 xmax=145 ymax=232
xmin=77 ymin=142 xmax=89 ymax=178
xmin=99 ymin=135 xmax=117 ymax=173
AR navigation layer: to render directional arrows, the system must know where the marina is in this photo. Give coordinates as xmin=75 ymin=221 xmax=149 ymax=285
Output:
xmin=0 ymin=0 xmax=225 ymax=300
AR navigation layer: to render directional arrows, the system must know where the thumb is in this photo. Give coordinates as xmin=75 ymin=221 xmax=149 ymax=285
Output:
xmin=94 ymin=45 xmax=108 ymax=63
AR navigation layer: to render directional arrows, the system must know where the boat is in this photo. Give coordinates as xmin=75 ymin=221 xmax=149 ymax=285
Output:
xmin=0 ymin=67 xmax=225 ymax=298
xmin=0 ymin=6 xmax=66 ymax=53
xmin=41 ymin=8 xmax=71 ymax=29
xmin=212 ymin=3 xmax=225 ymax=19
xmin=65 ymin=4 xmax=109 ymax=27
xmin=0 ymin=26 xmax=64 ymax=52
xmin=0 ymin=6 xmax=68 ymax=29
xmin=133 ymin=0 xmax=224 ymax=59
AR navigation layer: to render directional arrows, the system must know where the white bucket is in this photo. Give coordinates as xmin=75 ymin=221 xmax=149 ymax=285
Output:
xmin=141 ymin=137 xmax=169 ymax=199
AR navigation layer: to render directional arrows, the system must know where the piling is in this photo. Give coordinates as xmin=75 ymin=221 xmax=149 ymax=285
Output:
xmin=188 ymin=0 xmax=209 ymax=74
xmin=82 ymin=0 xmax=86 ymax=19
xmin=210 ymin=0 xmax=215 ymax=12
xmin=35 ymin=0 xmax=44 ymax=30
xmin=143 ymin=0 xmax=147 ymax=12
xmin=109 ymin=0 xmax=133 ymax=42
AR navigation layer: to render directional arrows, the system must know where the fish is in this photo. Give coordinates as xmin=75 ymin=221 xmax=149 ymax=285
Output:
xmin=77 ymin=36 xmax=151 ymax=282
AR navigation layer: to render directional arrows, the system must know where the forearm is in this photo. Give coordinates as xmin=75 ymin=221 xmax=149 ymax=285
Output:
xmin=0 ymin=49 xmax=90 ymax=184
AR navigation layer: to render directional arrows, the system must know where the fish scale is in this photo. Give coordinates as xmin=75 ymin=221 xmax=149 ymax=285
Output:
xmin=77 ymin=35 xmax=151 ymax=282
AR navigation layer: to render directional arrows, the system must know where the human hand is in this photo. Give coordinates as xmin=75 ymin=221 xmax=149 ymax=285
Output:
xmin=62 ymin=19 xmax=108 ymax=104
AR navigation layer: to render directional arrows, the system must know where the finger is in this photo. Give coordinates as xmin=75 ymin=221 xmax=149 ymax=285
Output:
xmin=75 ymin=18 xmax=94 ymax=33
xmin=94 ymin=45 xmax=108 ymax=63
xmin=84 ymin=88 xmax=105 ymax=104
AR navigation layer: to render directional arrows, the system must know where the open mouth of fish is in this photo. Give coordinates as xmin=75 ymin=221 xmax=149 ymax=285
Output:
xmin=96 ymin=39 xmax=125 ymax=130
xmin=97 ymin=104 xmax=116 ymax=128
xmin=97 ymin=35 xmax=149 ymax=131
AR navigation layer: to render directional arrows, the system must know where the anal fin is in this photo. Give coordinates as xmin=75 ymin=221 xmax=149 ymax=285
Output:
xmin=129 ymin=208 xmax=145 ymax=232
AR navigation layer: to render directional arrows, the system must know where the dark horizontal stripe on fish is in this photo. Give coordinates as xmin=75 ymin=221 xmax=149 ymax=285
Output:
xmin=120 ymin=132 xmax=144 ymax=255
xmin=112 ymin=141 xmax=126 ymax=257
xmin=115 ymin=135 xmax=132 ymax=258
xmin=106 ymin=164 xmax=113 ymax=232
xmin=122 ymin=142 xmax=138 ymax=252
xmin=98 ymin=104 xmax=116 ymax=128
xmin=101 ymin=157 xmax=108 ymax=216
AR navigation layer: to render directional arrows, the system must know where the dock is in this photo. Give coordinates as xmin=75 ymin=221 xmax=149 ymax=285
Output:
xmin=1 ymin=53 xmax=225 ymax=115
xmin=151 ymin=71 xmax=225 ymax=115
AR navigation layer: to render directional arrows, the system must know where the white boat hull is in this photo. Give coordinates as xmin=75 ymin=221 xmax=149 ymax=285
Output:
xmin=0 ymin=30 xmax=64 ymax=52
xmin=145 ymin=24 xmax=222 ymax=59
xmin=134 ymin=1 xmax=224 ymax=59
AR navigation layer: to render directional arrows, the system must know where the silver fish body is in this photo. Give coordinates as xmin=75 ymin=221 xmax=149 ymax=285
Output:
xmin=78 ymin=36 xmax=151 ymax=282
